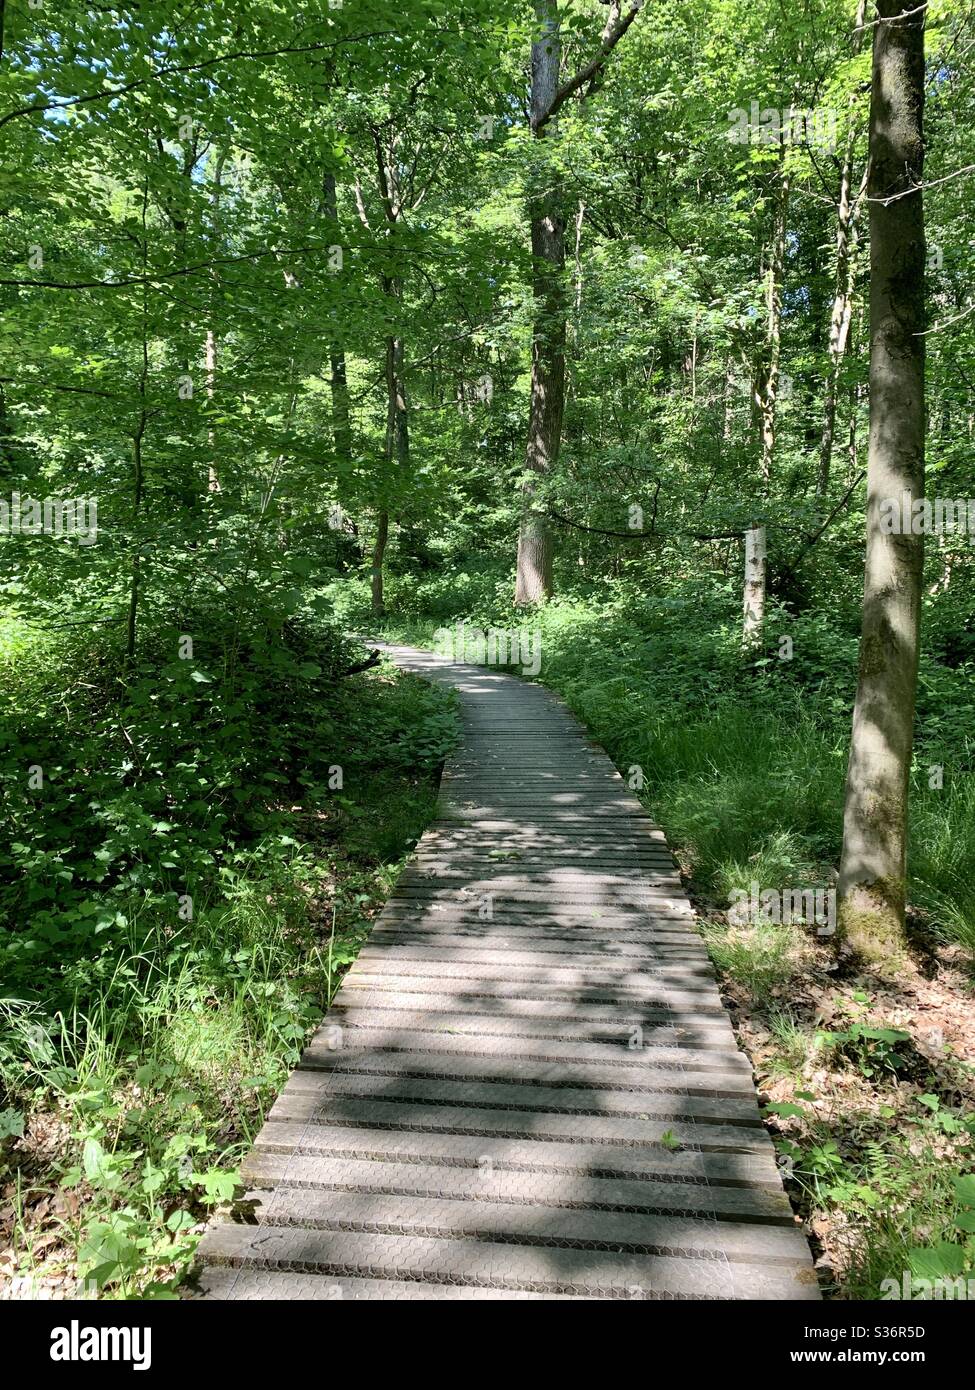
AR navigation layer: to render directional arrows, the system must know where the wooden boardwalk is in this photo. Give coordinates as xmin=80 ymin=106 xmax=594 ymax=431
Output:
xmin=196 ymin=644 xmax=819 ymax=1300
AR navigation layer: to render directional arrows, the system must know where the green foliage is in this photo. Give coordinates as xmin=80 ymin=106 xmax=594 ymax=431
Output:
xmin=815 ymin=1024 xmax=914 ymax=1080
xmin=0 ymin=605 xmax=456 ymax=1295
xmin=778 ymin=1096 xmax=975 ymax=1299
xmin=3 ymin=0 xmax=975 ymax=1308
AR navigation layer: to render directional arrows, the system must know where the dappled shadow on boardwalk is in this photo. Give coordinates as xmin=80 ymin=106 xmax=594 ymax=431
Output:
xmin=194 ymin=644 xmax=820 ymax=1301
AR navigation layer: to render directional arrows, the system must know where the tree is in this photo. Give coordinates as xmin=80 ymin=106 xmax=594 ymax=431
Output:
xmin=751 ymin=146 xmax=790 ymax=492
xmin=837 ymin=0 xmax=927 ymax=960
xmin=515 ymin=0 xmax=642 ymax=605
xmin=817 ymin=0 xmax=869 ymax=497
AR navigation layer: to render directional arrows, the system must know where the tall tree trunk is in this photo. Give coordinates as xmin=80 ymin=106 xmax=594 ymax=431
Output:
xmin=818 ymin=0 xmax=868 ymax=496
xmin=385 ymin=326 xmax=409 ymax=473
xmin=127 ymin=183 xmax=151 ymax=665
xmin=323 ymin=172 xmax=353 ymax=461
xmin=752 ymin=152 xmax=790 ymax=492
xmin=848 ymin=379 xmax=861 ymax=476
xmin=125 ymin=170 xmax=152 ymax=669
xmin=364 ymin=123 xmax=415 ymax=617
xmin=513 ymin=0 xmax=641 ymax=603
xmin=126 ymin=410 xmax=147 ymax=663
xmin=722 ymin=356 xmax=736 ymax=441
xmin=837 ymin=0 xmax=926 ymax=960
xmin=817 ymin=159 xmax=861 ymax=496
xmin=204 ymin=322 xmax=219 ymax=493
xmin=330 ymin=350 xmax=352 ymax=460
xmin=515 ymin=0 xmax=565 ymax=606
xmin=372 ymin=318 xmax=409 ymax=617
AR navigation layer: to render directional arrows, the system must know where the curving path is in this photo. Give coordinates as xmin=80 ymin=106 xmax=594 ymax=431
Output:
xmin=195 ymin=643 xmax=819 ymax=1300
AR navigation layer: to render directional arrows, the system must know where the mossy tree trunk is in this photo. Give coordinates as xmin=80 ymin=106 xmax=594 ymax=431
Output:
xmin=373 ymin=324 xmax=408 ymax=617
xmin=837 ymin=0 xmax=926 ymax=959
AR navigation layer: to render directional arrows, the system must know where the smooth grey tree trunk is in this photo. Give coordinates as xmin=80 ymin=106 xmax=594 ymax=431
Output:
xmin=515 ymin=0 xmax=564 ymax=606
xmin=837 ymin=0 xmax=926 ymax=960
xmin=752 ymin=152 xmax=789 ymax=492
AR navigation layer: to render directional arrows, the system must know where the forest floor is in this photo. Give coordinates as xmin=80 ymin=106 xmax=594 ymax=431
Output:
xmin=692 ymin=888 xmax=975 ymax=1297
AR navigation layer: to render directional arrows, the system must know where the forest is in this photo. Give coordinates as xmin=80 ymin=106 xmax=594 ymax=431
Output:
xmin=1 ymin=0 xmax=974 ymax=1310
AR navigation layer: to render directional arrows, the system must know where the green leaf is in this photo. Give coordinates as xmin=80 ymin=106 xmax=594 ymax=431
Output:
xmin=908 ymin=1243 xmax=967 ymax=1280
xmin=0 ymin=1108 xmax=25 ymax=1141
xmin=952 ymin=1174 xmax=975 ymax=1207
xmin=192 ymin=1167 xmax=239 ymax=1203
